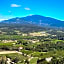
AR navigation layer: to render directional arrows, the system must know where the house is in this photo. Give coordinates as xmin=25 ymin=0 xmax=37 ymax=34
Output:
xmin=18 ymin=47 xmax=23 ymax=51
xmin=29 ymin=39 xmax=39 ymax=43
xmin=7 ymin=58 xmax=11 ymax=64
xmin=22 ymin=34 xmax=27 ymax=36
xmin=45 ymin=57 xmax=53 ymax=62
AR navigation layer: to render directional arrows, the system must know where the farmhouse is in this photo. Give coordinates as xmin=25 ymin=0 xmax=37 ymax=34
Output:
xmin=45 ymin=57 xmax=53 ymax=62
xmin=18 ymin=47 xmax=23 ymax=51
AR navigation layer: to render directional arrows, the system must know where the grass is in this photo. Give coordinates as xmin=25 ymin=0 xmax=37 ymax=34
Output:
xmin=0 ymin=42 xmax=13 ymax=46
xmin=31 ymin=50 xmax=64 ymax=59
xmin=21 ymin=50 xmax=33 ymax=55
xmin=29 ymin=57 xmax=38 ymax=64
xmin=0 ymin=53 xmax=27 ymax=64
xmin=0 ymin=35 xmax=36 ymax=40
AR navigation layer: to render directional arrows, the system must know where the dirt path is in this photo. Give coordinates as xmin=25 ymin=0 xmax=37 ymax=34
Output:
xmin=0 ymin=51 xmax=22 ymax=54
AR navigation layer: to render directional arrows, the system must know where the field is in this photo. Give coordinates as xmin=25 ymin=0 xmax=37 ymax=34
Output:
xmin=0 ymin=27 xmax=64 ymax=64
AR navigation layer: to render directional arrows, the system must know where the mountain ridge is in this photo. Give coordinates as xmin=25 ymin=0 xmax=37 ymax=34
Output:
xmin=1 ymin=15 xmax=64 ymax=28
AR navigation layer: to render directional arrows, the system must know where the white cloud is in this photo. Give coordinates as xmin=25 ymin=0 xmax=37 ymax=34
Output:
xmin=24 ymin=8 xmax=31 ymax=10
xmin=0 ymin=19 xmax=8 ymax=21
xmin=11 ymin=4 xmax=21 ymax=7
xmin=0 ymin=15 xmax=13 ymax=21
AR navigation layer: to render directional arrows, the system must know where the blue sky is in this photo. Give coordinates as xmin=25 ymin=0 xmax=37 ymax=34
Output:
xmin=0 ymin=0 xmax=64 ymax=21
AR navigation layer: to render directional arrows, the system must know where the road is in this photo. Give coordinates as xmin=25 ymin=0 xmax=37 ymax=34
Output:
xmin=0 ymin=51 xmax=22 ymax=54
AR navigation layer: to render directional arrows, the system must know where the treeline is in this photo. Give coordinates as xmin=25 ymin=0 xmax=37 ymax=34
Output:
xmin=0 ymin=23 xmax=46 ymax=33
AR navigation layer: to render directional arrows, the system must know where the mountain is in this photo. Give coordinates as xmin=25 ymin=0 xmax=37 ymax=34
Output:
xmin=1 ymin=15 xmax=64 ymax=28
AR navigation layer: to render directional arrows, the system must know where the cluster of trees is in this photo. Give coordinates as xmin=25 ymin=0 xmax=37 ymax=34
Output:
xmin=0 ymin=45 xmax=18 ymax=51
xmin=37 ymin=56 xmax=64 ymax=64
xmin=35 ymin=41 xmax=64 ymax=52
xmin=0 ymin=56 xmax=23 ymax=64
xmin=0 ymin=56 xmax=7 ymax=64
xmin=0 ymin=23 xmax=45 ymax=34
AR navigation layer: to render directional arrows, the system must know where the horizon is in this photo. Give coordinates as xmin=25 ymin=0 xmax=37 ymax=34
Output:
xmin=0 ymin=14 xmax=64 ymax=22
xmin=0 ymin=0 xmax=64 ymax=21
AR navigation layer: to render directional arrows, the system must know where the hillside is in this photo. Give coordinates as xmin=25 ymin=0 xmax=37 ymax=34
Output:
xmin=1 ymin=15 xmax=64 ymax=27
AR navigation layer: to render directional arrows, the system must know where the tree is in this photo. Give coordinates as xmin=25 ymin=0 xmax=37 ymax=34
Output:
xmin=1 ymin=56 xmax=7 ymax=64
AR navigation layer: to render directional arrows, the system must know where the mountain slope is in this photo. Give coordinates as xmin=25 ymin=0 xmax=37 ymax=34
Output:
xmin=1 ymin=15 xmax=64 ymax=27
xmin=22 ymin=15 xmax=64 ymax=27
